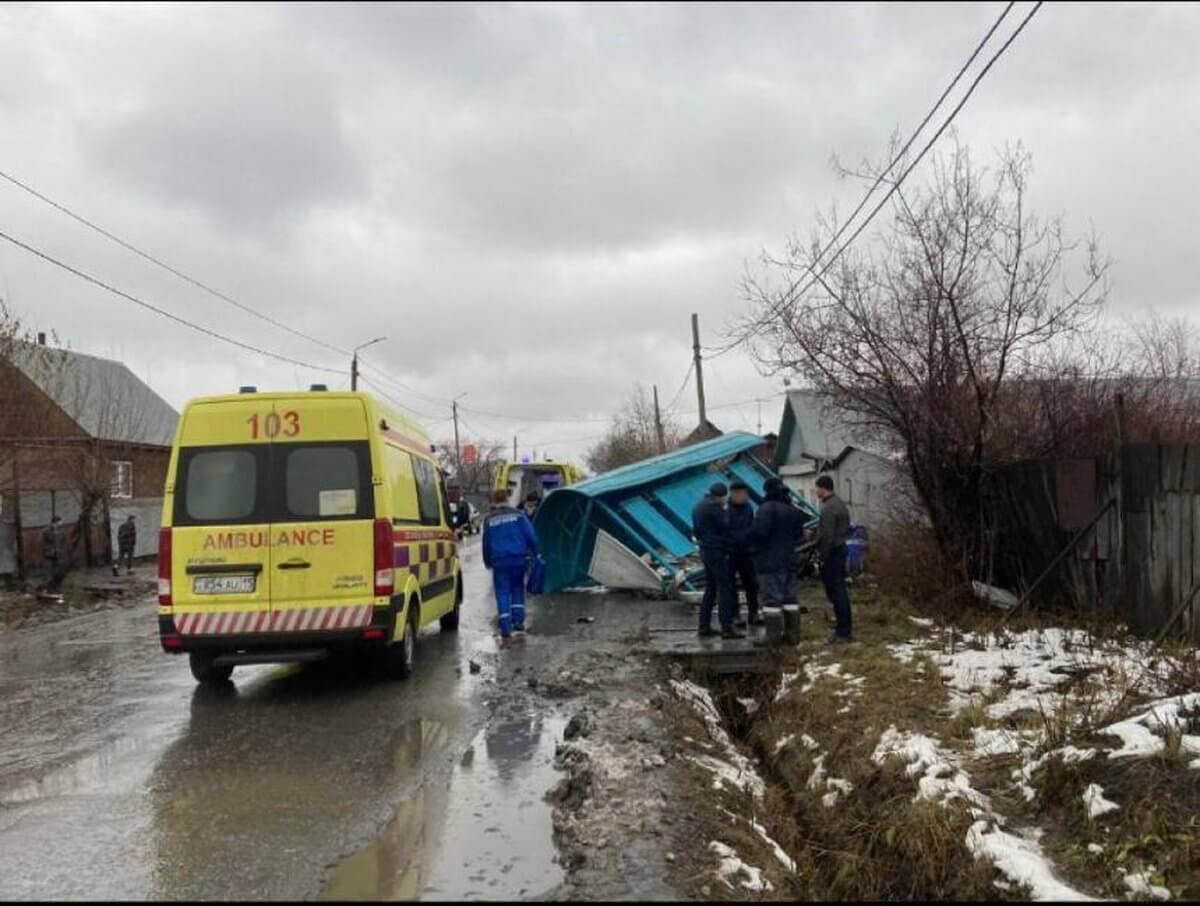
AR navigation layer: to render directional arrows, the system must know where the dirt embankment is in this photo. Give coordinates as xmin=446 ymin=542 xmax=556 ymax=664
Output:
xmin=0 ymin=565 xmax=156 ymax=631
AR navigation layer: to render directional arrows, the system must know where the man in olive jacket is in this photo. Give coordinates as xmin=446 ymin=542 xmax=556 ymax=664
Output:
xmin=811 ymin=475 xmax=852 ymax=643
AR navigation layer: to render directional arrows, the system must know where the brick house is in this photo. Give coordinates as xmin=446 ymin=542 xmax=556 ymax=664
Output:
xmin=0 ymin=337 xmax=178 ymax=577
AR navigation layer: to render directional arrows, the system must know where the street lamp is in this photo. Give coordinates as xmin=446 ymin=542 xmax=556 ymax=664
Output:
xmin=350 ymin=336 xmax=387 ymax=391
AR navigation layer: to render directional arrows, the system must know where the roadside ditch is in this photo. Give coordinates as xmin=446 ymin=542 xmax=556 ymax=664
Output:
xmin=539 ymin=585 xmax=1200 ymax=902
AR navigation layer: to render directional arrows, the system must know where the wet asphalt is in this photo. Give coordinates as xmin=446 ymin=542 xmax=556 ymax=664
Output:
xmin=0 ymin=541 xmax=582 ymax=901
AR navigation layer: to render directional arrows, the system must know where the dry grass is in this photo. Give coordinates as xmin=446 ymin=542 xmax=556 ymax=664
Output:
xmin=661 ymin=570 xmax=1200 ymax=901
xmin=1031 ymin=753 xmax=1200 ymax=900
xmin=663 ymin=579 xmax=1022 ymax=901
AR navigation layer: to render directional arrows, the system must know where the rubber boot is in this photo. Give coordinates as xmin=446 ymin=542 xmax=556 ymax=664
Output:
xmin=782 ymin=605 xmax=801 ymax=645
xmin=761 ymin=606 xmax=785 ymax=647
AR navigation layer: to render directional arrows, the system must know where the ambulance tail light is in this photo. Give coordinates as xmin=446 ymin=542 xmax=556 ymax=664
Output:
xmin=158 ymin=528 xmax=173 ymax=606
xmin=374 ymin=518 xmax=395 ymax=598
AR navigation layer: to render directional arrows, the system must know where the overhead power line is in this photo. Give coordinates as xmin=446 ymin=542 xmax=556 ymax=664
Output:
xmin=773 ymin=1 xmax=1043 ymax=316
xmin=663 ymin=361 xmax=695 ymax=417
xmin=355 ymin=374 xmax=444 ymax=422
xmin=707 ymin=0 xmax=1029 ymax=358
xmin=0 ymin=166 xmax=352 ymax=359
xmin=0 ymin=226 xmax=347 ymax=374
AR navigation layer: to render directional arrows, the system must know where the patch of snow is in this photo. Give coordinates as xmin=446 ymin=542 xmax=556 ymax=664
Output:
xmin=966 ymin=821 xmax=1094 ymax=901
xmin=820 ymin=778 xmax=854 ymax=808
xmin=749 ymin=817 xmax=797 ymax=873
xmin=799 ymin=661 xmax=847 ymax=694
xmin=1099 ymin=693 xmax=1200 ymax=760
xmin=772 ymin=733 xmax=795 ymax=755
xmin=801 ymin=734 xmax=820 ymax=750
xmin=893 ymin=627 xmax=1176 ymax=726
xmin=737 ymin=696 xmax=759 ymax=716
xmin=972 ymin=727 xmax=1037 ymax=757
xmin=1013 ymin=746 xmax=1097 ymax=801
xmin=774 ymin=671 xmax=802 ymax=703
xmin=686 ymin=754 xmax=765 ymax=798
xmin=873 ymin=725 xmax=988 ymax=809
xmin=1120 ymin=867 xmax=1171 ymax=901
xmin=837 ymin=705 xmax=852 ymax=714
xmin=806 ymin=754 xmax=827 ymax=790
xmin=1082 ymin=783 xmax=1119 ymax=819
xmin=1087 ymin=843 xmax=1105 ymax=855
xmin=709 ymin=841 xmax=772 ymax=892
xmin=672 ymin=680 xmax=766 ymax=799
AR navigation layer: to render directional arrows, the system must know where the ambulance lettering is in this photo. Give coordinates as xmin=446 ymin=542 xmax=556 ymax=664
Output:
xmin=201 ymin=528 xmax=336 ymax=551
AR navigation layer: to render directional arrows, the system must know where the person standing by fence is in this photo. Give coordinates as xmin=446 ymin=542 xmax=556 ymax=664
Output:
xmin=114 ymin=515 xmax=137 ymax=576
xmin=41 ymin=516 xmax=67 ymax=592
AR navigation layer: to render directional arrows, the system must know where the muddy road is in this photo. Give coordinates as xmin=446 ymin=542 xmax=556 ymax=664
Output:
xmin=0 ymin=541 xmax=591 ymax=901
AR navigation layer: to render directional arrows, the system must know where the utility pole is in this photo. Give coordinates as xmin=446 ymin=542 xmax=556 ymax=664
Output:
xmin=756 ymin=398 xmax=763 ymax=436
xmin=513 ymin=435 xmax=518 ymax=462
xmin=691 ymin=312 xmax=707 ymax=433
xmin=450 ymin=392 xmax=467 ymax=480
xmin=452 ymin=399 xmax=462 ymax=476
xmin=652 ymin=383 xmax=666 ymax=454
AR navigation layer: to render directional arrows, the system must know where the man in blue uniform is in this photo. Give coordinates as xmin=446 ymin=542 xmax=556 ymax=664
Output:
xmin=482 ymin=489 xmax=540 ymax=638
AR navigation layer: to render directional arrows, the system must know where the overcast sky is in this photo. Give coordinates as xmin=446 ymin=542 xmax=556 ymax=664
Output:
xmin=1 ymin=2 xmax=1196 ymax=463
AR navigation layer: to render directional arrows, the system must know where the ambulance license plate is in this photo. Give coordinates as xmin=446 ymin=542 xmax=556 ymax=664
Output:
xmin=193 ymin=575 xmax=256 ymax=595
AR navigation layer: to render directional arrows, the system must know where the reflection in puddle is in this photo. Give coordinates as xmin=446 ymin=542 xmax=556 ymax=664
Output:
xmin=325 ymin=714 xmax=565 ymax=901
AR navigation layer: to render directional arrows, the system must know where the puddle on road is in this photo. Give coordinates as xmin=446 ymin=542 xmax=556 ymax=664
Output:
xmin=324 ymin=713 xmax=566 ymax=901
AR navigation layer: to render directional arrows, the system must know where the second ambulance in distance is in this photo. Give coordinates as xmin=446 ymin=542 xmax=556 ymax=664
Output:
xmin=157 ymin=386 xmax=462 ymax=684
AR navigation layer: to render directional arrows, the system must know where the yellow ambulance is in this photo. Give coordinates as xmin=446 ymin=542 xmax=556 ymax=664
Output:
xmin=157 ymin=386 xmax=462 ymax=684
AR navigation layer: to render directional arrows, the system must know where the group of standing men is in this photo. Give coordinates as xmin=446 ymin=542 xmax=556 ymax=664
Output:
xmin=691 ymin=474 xmax=853 ymax=644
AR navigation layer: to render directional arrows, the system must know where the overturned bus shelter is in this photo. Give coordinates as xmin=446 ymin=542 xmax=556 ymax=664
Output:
xmin=533 ymin=431 xmax=819 ymax=594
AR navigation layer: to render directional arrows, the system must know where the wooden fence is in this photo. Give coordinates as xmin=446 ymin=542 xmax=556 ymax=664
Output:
xmin=988 ymin=443 xmax=1199 ymax=641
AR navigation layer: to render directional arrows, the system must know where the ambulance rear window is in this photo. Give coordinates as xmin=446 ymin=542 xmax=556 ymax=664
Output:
xmin=280 ymin=442 xmax=373 ymax=521
xmin=180 ymin=448 xmax=260 ymax=523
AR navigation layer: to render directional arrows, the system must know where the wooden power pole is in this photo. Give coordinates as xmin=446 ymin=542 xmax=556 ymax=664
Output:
xmin=452 ymin=399 xmax=462 ymax=477
xmin=691 ymin=312 xmax=707 ymax=433
xmin=652 ymin=384 xmax=666 ymax=454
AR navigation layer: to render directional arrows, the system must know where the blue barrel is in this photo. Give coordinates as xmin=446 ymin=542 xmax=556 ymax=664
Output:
xmin=846 ymin=525 xmax=869 ymax=574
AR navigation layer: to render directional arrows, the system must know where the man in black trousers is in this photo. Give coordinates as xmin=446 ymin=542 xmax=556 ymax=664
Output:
xmin=726 ymin=480 xmax=761 ymax=629
xmin=691 ymin=482 xmax=743 ymax=640
xmin=811 ymin=475 xmax=853 ymax=644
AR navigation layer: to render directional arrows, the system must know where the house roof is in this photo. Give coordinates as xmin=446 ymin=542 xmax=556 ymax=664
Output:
xmin=9 ymin=341 xmax=179 ymax=447
xmin=681 ymin=418 xmax=723 ymax=446
xmin=774 ymin=389 xmax=861 ymax=467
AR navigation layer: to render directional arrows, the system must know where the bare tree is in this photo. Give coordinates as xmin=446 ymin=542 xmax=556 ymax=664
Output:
xmin=586 ymin=383 xmax=680 ymax=474
xmin=435 ymin=438 xmax=505 ymax=495
xmin=740 ymin=140 xmax=1110 ymax=570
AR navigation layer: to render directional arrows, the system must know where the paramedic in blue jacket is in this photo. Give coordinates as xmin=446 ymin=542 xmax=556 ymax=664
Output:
xmin=482 ymin=489 xmax=540 ymax=638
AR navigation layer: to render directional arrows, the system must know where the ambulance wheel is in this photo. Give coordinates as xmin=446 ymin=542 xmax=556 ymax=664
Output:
xmin=440 ymin=581 xmax=463 ymax=632
xmin=189 ymin=652 xmax=234 ymax=684
xmin=384 ymin=603 xmax=418 ymax=680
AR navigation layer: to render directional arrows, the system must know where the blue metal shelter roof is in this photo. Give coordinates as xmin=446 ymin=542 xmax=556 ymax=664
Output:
xmin=564 ymin=431 xmax=766 ymax=497
xmin=533 ymin=431 xmax=818 ymax=593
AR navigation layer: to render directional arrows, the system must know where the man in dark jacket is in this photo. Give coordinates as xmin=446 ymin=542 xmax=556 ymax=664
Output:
xmin=114 ymin=515 xmax=136 ymax=576
xmin=811 ymin=475 xmax=853 ymax=643
xmin=748 ymin=478 xmax=805 ymax=613
xmin=691 ymin=482 xmax=742 ymax=640
xmin=41 ymin=516 xmax=67 ymax=592
xmin=482 ymin=489 xmax=540 ymax=638
xmin=726 ymin=481 xmax=761 ymax=629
